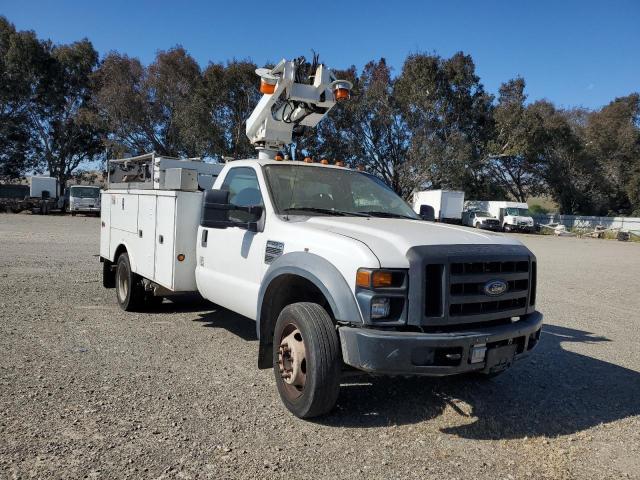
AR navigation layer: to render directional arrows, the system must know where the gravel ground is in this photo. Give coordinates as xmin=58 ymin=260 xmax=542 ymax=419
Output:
xmin=1 ymin=213 xmax=639 ymax=480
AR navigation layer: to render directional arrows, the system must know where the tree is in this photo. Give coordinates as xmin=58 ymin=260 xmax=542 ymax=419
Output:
xmin=535 ymin=103 xmax=603 ymax=214
xmin=0 ymin=17 xmax=45 ymax=180
xmin=583 ymin=94 xmax=640 ymax=214
xmin=91 ymin=47 xmax=221 ymax=159
xmin=25 ymin=39 xmax=103 ymax=194
xmin=395 ymin=52 xmax=494 ymax=198
xmin=484 ymin=78 xmax=548 ymax=202
xmin=309 ymin=60 xmax=412 ymax=195
xmin=207 ymin=59 xmax=261 ymax=160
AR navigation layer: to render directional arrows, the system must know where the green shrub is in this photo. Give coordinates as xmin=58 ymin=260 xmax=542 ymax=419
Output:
xmin=529 ymin=204 xmax=549 ymax=215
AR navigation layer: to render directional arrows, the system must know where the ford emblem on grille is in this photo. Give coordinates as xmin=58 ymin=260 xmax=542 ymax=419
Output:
xmin=484 ymin=279 xmax=508 ymax=296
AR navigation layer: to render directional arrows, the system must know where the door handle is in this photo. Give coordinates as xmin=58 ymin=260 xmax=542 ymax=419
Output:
xmin=201 ymin=229 xmax=208 ymax=247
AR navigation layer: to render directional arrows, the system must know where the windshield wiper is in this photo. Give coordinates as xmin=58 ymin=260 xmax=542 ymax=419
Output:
xmin=357 ymin=211 xmax=418 ymax=220
xmin=283 ymin=207 xmax=369 ymax=217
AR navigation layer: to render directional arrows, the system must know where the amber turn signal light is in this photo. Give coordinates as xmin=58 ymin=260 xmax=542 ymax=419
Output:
xmin=177 ymin=254 xmax=185 ymax=262
xmin=356 ymin=269 xmax=371 ymax=288
xmin=372 ymin=271 xmax=393 ymax=288
xmin=260 ymin=79 xmax=276 ymax=95
xmin=334 ymin=87 xmax=350 ymax=101
xmin=356 ymin=269 xmax=396 ymax=289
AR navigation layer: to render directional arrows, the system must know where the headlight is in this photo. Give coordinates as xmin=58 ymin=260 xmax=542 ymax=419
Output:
xmin=371 ymin=298 xmax=391 ymax=319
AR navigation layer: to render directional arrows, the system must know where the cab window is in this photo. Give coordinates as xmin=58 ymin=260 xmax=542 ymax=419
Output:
xmin=221 ymin=167 xmax=264 ymax=223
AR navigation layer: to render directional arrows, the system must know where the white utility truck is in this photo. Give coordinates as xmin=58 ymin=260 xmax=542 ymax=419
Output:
xmin=68 ymin=185 xmax=101 ymax=216
xmin=467 ymin=200 xmax=534 ymax=232
xmin=100 ymin=57 xmax=543 ymax=418
xmin=413 ymin=190 xmax=465 ymax=223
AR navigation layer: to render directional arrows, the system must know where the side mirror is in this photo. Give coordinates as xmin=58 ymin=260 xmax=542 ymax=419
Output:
xmin=200 ymin=189 xmax=264 ymax=231
xmin=201 ymin=189 xmax=231 ymax=229
xmin=419 ymin=204 xmax=435 ymax=222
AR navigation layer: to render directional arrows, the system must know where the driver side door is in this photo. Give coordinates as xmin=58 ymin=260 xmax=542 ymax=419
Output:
xmin=196 ymin=166 xmax=266 ymax=319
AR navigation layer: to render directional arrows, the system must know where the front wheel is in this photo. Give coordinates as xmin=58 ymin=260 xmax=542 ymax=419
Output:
xmin=273 ymin=302 xmax=341 ymax=419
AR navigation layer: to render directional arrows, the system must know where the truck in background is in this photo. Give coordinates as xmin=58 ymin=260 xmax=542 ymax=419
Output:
xmin=412 ymin=189 xmax=465 ymax=223
xmin=0 ymin=184 xmax=29 ymax=213
xmin=466 ymin=200 xmax=534 ymax=232
xmin=462 ymin=209 xmax=501 ymax=231
xmin=0 ymin=176 xmax=64 ymax=214
xmin=68 ymin=185 xmax=101 ymax=216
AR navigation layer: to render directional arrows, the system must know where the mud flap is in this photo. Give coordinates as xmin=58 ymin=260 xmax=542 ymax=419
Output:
xmin=482 ymin=344 xmax=517 ymax=374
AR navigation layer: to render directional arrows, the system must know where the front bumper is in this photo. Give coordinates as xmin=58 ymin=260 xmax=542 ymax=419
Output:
xmin=478 ymin=223 xmax=501 ymax=231
xmin=509 ymin=224 xmax=533 ymax=232
xmin=339 ymin=311 xmax=543 ymax=376
xmin=72 ymin=206 xmax=100 ymax=212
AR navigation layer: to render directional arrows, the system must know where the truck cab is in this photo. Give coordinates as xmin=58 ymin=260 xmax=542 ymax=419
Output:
xmin=68 ymin=185 xmax=101 ymax=216
xmin=501 ymin=204 xmax=535 ymax=232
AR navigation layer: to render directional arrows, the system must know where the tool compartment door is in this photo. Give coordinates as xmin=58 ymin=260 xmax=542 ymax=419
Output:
xmin=110 ymin=193 xmax=139 ymax=234
xmin=155 ymin=195 xmax=176 ymax=289
xmin=99 ymin=193 xmax=111 ymax=258
xmin=136 ymin=194 xmax=157 ymax=280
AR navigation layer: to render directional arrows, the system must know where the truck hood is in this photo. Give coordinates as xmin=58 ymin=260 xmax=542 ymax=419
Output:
xmin=303 ymin=217 xmax=523 ymax=267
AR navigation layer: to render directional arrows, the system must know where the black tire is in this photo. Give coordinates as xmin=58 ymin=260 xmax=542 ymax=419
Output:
xmin=71 ymin=212 xmax=76 ymax=217
xmin=115 ymin=252 xmax=144 ymax=311
xmin=273 ymin=302 xmax=341 ymax=419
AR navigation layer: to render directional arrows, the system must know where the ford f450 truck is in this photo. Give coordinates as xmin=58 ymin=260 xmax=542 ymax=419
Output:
xmin=99 ymin=57 xmax=542 ymax=418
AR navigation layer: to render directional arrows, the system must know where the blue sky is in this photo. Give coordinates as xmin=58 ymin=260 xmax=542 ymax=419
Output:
xmin=3 ymin=0 xmax=639 ymax=109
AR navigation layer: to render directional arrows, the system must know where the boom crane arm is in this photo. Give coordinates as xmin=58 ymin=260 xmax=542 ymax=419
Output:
xmin=245 ymin=57 xmax=352 ymax=159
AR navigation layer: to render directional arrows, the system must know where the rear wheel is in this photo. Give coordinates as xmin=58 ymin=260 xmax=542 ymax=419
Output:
xmin=273 ymin=302 xmax=341 ymax=419
xmin=115 ymin=252 xmax=144 ymax=311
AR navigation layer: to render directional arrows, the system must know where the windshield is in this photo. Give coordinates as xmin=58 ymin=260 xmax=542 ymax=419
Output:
xmin=474 ymin=211 xmax=493 ymax=217
xmin=70 ymin=186 xmax=100 ymax=198
xmin=264 ymin=165 xmax=419 ymax=219
xmin=505 ymin=207 xmax=530 ymax=216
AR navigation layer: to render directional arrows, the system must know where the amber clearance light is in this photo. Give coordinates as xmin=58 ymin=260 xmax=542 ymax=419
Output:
xmin=260 ymin=79 xmax=276 ymax=95
xmin=356 ymin=269 xmax=394 ymax=288
xmin=331 ymin=80 xmax=353 ymax=102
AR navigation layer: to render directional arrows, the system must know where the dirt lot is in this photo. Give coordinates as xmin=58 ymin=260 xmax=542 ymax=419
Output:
xmin=1 ymin=214 xmax=639 ymax=479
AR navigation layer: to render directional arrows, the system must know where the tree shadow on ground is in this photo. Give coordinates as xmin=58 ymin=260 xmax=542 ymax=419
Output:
xmin=318 ymin=325 xmax=640 ymax=439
